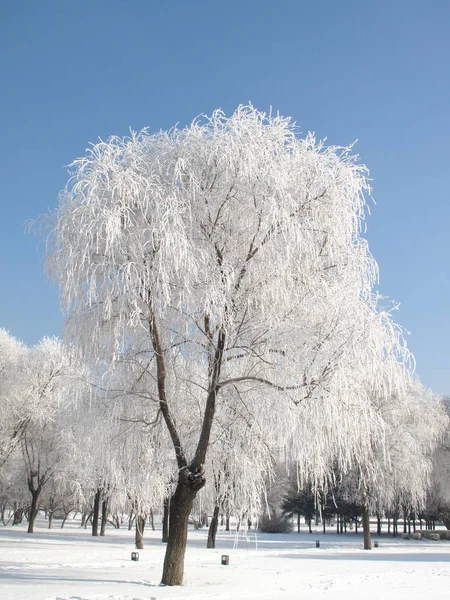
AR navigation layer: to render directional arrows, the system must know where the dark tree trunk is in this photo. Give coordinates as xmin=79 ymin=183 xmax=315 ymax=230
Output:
xmin=377 ymin=515 xmax=381 ymax=536
xmin=388 ymin=517 xmax=391 ymax=534
xmin=225 ymin=514 xmax=230 ymax=531
xmin=150 ymin=509 xmax=155 ymax=531
xmin=355 ymin=517 xmax=358 ymax=534
xmin=84 ymin=511 xmax=93 ymax=529
xmin=162 ymin=496 xmax=170 ymax=543
xmin=92 ymin=488 xmax=101 ymax=537
xmin=322 ymin=518 xmax=326 ymax=534
xmin=28 ymin=491 xmax=40 ymax=533
xmin=308 ymin=518 xmax=312 ymax=534
xmin=135 ymin=514 xmax=145 ymax=549
xmin=362 ymin=505 xmax=372 ymax=550
xmin=161 ymin=469 xmax=205 ymax=586
xmin=13 ymin=507 xmax=24 ymax=525
xmin=153 ymin=311 xmax=224 ymax=585
xmin=207 ymin=505 xmax=220 ymax=548
xmin=297 ymin=513 xmax=301 ymax=533
xmin=100 ymin=497 xmax=108 ymax=536
xmin=48 ymin=512 xmax=53 ymax=529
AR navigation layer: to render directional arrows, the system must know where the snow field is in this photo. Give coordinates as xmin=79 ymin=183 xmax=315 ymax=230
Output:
xmin=1 ymin=517 xmax=450 ymax=600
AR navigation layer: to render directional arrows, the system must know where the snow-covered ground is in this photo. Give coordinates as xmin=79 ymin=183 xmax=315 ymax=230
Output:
xmin=1 ymin=517 xmax=450 ymax=600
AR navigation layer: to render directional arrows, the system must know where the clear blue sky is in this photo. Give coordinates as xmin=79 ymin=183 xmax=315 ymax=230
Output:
xmin=1 ymin=0 xmax=448 ymax=394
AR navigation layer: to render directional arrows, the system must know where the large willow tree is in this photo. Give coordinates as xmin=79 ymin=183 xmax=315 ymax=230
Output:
xmin=46 ymin=106 xmax=408 ymax=584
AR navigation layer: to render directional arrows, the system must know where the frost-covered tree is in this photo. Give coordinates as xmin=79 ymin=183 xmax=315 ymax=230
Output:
xmin=328 ymin=373 xmax=446 ymax=548
xmin=203 ymin=397 xmax=276 ymax=547
xmin=0 ymin=329 xmax=28 ymax=465
xmin=45 ymin=105 xmax=414 ymax=584
xmin=77 ymin=358 xmax=174 ymax=541
xmin=13 ymin=338 xmax=85 ymax=533
xmin=427 ymin=396 xmax=450 ymax=528
xmin=0 ymin=449 xmax=29 ymax=525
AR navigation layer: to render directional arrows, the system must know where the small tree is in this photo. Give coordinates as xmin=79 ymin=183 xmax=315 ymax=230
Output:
xmin=282 ymin=486 xmax=316 ymax=533
xmin=0 ymin=329 xmax=28 ymax=466
xmin=15 ymin=338 xmax=83 ymax=533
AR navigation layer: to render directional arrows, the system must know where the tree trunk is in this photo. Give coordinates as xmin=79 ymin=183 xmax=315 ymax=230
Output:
xmin=225 ymin=514 xmax=230 ymax=531
xmin=377 ymin=515 xmax=381 ymax=536
xmin=48 ymin=512 xmax=53 ymax=529
xmin=161 ymin=469 xmax=205 ymax=586
xmin=135 ymin=514 xmax=145 ymax=549
xmin=150 ymin=509 xmax=155 ymax=531
xmin=362 ymin=505 xmax=372 ymax=550
xmin=297 ymin=513 xmax=300 ymax=533
xmin=92 ymin=488 xmax=101 ymax=537
xmin=28 ymin=491 xmax=40 ymax=533
xmin=100 ymin=497 xmax=108 ymax=536
xmin=84 ymin=511 xmax=93 ymax=529
xmin=207 ymin=505 xmax=220 ymax=548
xmin=162 ymin=496 xmax=170 ymax=543
xmin=13 ymin=506 xmax=24 ymax=525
